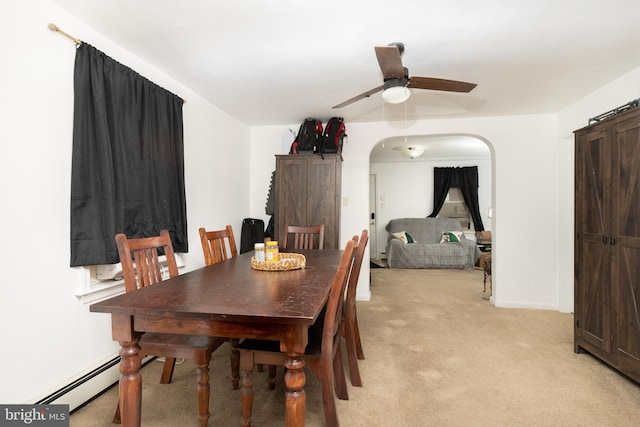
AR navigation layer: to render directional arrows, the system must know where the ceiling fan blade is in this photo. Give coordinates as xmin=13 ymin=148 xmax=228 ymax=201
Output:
xmin=409 ymin=77 xmax=477 ymax=93
xmin=332 ymin=85 xmax=384 ymax=109
xmin=375 ymin=46 xmax=405 ymax=79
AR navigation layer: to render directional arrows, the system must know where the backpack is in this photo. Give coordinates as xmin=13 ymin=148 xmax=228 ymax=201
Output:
xmin=319 ymin=117 xmax=346 ymax=160
xmin=290 ymin=118 xmax=323 ymax=154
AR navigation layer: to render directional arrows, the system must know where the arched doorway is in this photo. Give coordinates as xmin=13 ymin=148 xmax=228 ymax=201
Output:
xmin=368 ymin=134 xmax=492 ymax=266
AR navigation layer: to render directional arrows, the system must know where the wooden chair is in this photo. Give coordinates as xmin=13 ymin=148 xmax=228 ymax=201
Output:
xmin=239 ymin=238 xmax=358 ymax=427
xmin=282 ymin=224 xmax=325 ymax=250
xmin=341 ymin=229 xmax=369 ymax=387
xmin=198 ymin=225 xmax=241 ymax=389
xmin=198 ymin=225 xmax=238 ymax=265
xmin=113 ymin=230 xmax=226 ymax=426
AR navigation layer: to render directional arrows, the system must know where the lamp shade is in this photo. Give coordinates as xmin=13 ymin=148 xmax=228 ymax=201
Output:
xmin=382 ymin=86 xmax=411 ymax=104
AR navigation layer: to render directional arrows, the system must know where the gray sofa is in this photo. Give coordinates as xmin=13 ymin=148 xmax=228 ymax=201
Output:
xmin=385 ymin=218 xmax=481 ymax=269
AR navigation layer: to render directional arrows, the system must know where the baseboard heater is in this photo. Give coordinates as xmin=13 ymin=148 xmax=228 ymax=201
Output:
xmin=35 ymin=355 xmax=153 ymax=413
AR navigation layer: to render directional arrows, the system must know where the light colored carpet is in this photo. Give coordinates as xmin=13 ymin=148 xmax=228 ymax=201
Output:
xmin=70 ymin=268 xmax=640 ymax=426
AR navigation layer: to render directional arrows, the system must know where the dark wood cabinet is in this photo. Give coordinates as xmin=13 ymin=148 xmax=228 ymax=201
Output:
xmin=574 ymin=107 xmax=640 ymax=383
xmin=275 ymin=154 xmax=342 ymax=249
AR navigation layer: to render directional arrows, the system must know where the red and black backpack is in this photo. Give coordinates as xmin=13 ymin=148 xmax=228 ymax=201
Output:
xmin=289 ymin=118 xmax=323 ymax=154
xmin=319 ymin=117 xmax=346 ymax=160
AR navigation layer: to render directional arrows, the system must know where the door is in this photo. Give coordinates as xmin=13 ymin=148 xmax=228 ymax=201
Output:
xmin=276 ymin=156 xmax=307 ymax=243
xmin=575 ymin=126 xmax=611 ymax=354
xmin=611 ymin=114 xmax=640 ymax=374
xmin=306 ymin=156 xmax=340 ymax=249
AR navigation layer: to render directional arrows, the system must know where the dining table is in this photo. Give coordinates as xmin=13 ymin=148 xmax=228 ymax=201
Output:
xmin=90 ymin=248 xmax=344 ymax=427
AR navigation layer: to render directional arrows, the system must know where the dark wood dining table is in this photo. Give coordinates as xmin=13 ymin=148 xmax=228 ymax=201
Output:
xmin=90 ymin=249 xmax=344 ymax=427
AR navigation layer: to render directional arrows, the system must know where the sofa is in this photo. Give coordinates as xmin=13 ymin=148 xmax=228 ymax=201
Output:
xmin=385 ymin=217 xmax=481 ymax=269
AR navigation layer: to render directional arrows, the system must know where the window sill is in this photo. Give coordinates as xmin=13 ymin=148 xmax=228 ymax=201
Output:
xmin=75 ymin=279 xmax=126 ymax=305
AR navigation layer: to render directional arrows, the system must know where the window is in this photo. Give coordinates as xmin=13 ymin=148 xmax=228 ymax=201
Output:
xmin=438 ymin=187 xmax=473 ymax=230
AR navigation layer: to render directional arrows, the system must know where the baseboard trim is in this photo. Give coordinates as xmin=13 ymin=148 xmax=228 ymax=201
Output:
xmin=34 ymin=355 xmax=154 ymax=412
xmin=35 ymin=356 xmax=120 ymax=412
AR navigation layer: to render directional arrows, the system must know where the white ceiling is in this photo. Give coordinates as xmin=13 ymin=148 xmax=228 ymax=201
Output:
xmin=51 ymin=0 xmax=640 ymax=128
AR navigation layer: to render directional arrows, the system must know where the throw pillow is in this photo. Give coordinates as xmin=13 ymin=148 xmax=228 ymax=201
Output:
xmin=405 ymin=232 xmax=415 ymax=243
xmin=440 ymin=231 xmax=463 ymax=243
xmin=392 ymin=231 xmax=408 ymax=244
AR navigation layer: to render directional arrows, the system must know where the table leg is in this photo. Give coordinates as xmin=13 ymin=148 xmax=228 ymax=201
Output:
xmin=112 ymin=314 xmax=144 ymax=427
xmin=283 ymin=352 xmax=306 ymax=427
xmin=117 ymin=337 xmax=143 ymax=427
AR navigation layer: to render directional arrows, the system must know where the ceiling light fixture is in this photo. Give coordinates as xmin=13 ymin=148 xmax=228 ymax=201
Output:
xmin=381 ymin=79 xmax=411 ymax=104
xmin=403 ymin=146 xmax=424 ymax=159
xmin=392 ymin=145 xmax=424 ymax=159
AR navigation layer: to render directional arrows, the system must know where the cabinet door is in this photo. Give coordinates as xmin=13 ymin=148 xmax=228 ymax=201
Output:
xmin=276 ymin=157 xmax=308 ymax=243
xmin=575 ymin=127 xmax=611 ymax=353
xmin=611 ymin=114 xmax=640 ymax=374
xmin=306 ymin=156 xmax=341 ymax=249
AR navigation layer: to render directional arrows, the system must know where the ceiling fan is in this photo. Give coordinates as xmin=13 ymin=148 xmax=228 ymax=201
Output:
xmin=332 ymin=42 xmax=477 ymax=109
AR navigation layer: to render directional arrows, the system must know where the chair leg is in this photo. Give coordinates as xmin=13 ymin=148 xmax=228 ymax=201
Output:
xmin=344 ymin=318 xmax=363 ymax=387
xmin=160 ymin=357 xmax=176 ymax=384
xmin=267 ymin=364 xmax=277 ymax=390
xmin=195 ymin=361 xmax=211 ymax=427
xmin=333 ymin=343 xmax=349 ymax=401
xmin=353 ymin=313 xmax=365 ymax=360
xmin=240 ymin=364 xmax=255 ymax=427
xmin=230 ymin=338 xmax=240 ymax=390
xmin=112 ymin=399 xmax=121 ymax=424
xmin=316 ymin=360 xmax=340 ymax=427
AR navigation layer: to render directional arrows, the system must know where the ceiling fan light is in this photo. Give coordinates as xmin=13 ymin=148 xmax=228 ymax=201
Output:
xmin=382 ymin=86 xmax=411 ymax=104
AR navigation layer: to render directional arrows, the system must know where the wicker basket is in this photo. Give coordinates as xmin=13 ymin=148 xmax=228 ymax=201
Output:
xmin=251 ymin=253 xmax=306 ymax=271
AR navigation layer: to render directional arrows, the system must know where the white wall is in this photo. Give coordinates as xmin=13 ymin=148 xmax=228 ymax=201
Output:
xmin=0 ymin=1 xmax=250 ymax=405
xmin=370 ymin=158 xmax=492 ymax=259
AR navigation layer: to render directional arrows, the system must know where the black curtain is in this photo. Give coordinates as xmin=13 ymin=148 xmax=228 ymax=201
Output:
xmin=427 ymin=166 xmax=485 ymax=231
xmin=70 ymin=43 xmax=187 ymax=266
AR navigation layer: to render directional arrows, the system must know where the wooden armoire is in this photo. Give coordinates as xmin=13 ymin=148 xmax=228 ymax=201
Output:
xmin=574 ymin=106 xmax=640 ymax=383
xmin=274 ymin=154 xmax=342 ymax=249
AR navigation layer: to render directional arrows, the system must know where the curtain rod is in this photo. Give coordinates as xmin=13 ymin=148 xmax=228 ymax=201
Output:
xmin=47 ymin=23 xmax=187 ymax=104
xmin=48 ymin=23 xmax=82 ymax=45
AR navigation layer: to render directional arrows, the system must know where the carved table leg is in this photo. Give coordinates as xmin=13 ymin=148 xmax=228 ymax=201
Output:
xmin=240 ymin=365 xmax=254 ymax=427
xmin=118 ymin=338 xmax=143 ymax=427
xmin=195 ymin=362 xmax=210 ymax=427
xmin=284 ymin=352 xmax=306 ymax=427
